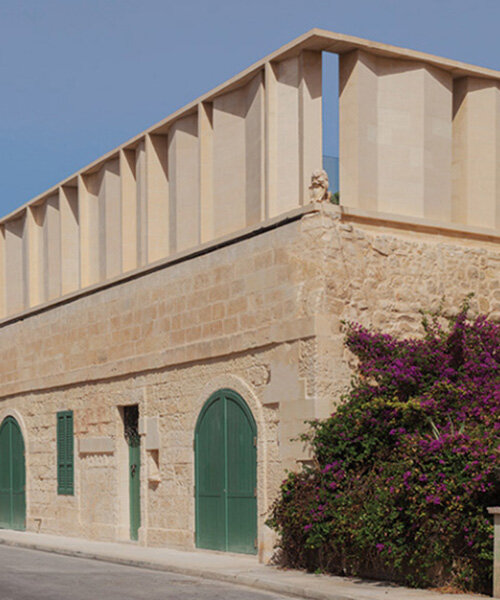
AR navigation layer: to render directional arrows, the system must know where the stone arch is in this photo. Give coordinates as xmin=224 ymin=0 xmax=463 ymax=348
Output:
xmin=0 ymin=408 xmax=29 ymax=445
xmin=0 ymin=408 xmax=29 ymax=529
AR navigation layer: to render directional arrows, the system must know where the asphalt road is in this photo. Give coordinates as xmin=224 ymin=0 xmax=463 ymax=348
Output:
xmin=0 ymin=545 xmax=292 ymax=600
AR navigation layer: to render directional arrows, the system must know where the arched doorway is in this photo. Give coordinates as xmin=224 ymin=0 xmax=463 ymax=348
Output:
xmin=0 ymin=416 xmax=26 ymax=530
xmin=195 ymin=389 xmax=257 ymax=554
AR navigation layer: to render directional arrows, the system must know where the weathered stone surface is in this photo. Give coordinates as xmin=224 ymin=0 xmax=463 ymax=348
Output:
xmin=0 ymin=206 xmax=498 ymax=562
xmin=78 ymin=437 xmax=114 ymax=454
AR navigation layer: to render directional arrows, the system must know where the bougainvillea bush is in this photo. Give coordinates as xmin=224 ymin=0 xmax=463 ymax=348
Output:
xmin=268 ymin=305 xmax=500 ymax=593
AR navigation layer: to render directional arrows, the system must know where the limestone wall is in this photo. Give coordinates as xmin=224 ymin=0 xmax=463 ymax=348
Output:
xmin=0 ymin=213 xmax=334 ymax=560
xmin=0 ymin=206 xmax=498 ymax=559
xmin=1 ymin=349 xmax=286 ymax=556
xmin=0 ymin=215 xmax=323 ymax=397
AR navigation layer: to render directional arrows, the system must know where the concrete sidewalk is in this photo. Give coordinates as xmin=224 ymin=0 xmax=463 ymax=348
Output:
xmin=0 ymin=530 xmax=486 ymax=600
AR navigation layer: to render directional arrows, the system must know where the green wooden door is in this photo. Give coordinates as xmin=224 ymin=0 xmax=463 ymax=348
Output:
xmin=226 ymin=395 xmax=257 ymax=553
xmin=124 ymin=405 xmax=140 ymax=541
xmin=0 ymin=417 xmax=26 ymax=531
xmin=129 ymin=442 xmax=140 ymax=541
xmin=195 ymin=390 xmax=257 ymax=554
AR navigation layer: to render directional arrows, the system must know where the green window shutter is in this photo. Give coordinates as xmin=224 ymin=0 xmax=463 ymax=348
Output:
xmin=57 ymin=412 xmax=65 ymax=494
xmin=57 ymin=411 xmax=74 ymax=495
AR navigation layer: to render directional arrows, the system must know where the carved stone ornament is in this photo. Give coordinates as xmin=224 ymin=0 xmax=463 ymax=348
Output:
xmin=309 ymin=168 xmax=332 ymax=203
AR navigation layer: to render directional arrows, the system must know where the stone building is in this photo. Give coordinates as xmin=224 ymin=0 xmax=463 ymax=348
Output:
xmin=0 ymin=30 xmax=499 ymax=562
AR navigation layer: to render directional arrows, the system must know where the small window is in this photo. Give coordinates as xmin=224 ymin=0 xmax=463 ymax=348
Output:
xmin=57 ymin=410 xmax=74 ymax=495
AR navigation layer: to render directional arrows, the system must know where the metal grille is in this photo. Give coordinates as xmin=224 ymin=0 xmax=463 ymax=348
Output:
xmin=124 ymin=405 xmax=140 ymax=447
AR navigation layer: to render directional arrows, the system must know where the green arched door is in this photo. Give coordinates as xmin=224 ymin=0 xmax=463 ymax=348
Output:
xmin=195 ymin=390 xmax=257 ymax=554
xmin=0 ymin=416 xmax=26 ymax=530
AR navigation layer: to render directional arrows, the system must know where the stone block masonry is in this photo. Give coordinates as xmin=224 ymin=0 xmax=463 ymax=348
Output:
xmin=0 ymin=203 xmax=498 ymax=560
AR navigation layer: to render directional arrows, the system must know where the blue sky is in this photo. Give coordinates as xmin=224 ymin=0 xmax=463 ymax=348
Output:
xmin=0 ymin=0 xmax=498 ymax=216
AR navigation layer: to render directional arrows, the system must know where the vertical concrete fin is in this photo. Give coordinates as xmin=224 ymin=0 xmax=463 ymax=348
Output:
xmin=120 ymin=148 xmax=138 ymax=273
xmin=245 ymin=70 xmax=265 ymax=226
xmin=27 ymin=205 xmax=42 ymax=307
xmin=60 ymin=184 xmax=80 ymax=295
xmin=299 ymin=51 xmax=323 ymax=203
xmin=212 ymin=84 xmax=247 ymax=237
xmin=79 ymin=173 xmax=100 ymax=287
xmin=146 ymin=133 xmax=169 ymax=263
xmin=265 ymin=62 xmax=278 ymax=219
xmin=452 ymin=77 xmax=500 ymax=228
xmin=422 ymin=65 xmax=452 ymax=222
xmin=101 ymin=158 xmax=122 ymax=279
xmin=339 ymin=49 xmax=379 ymax=211
xmin=44 ymin=194 xmax=62 ymax=301
xmin=452 ymin=77 xmax=469 ymax=225
xmin=5 ymin=213 xmax=26 ymax=314
xmin=275 ymin=56 xmax=300 ymax=214
xmin=135 ymin=139 xmax=147 ymax=267
xmin=169 ymin=115 xmax=200 ymax=254
xmin=199 ymin=102 xmax=214 ymax=243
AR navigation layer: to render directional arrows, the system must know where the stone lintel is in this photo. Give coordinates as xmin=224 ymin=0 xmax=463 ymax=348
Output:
xmin=78 ymin=436 xmax=114 ymax=454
